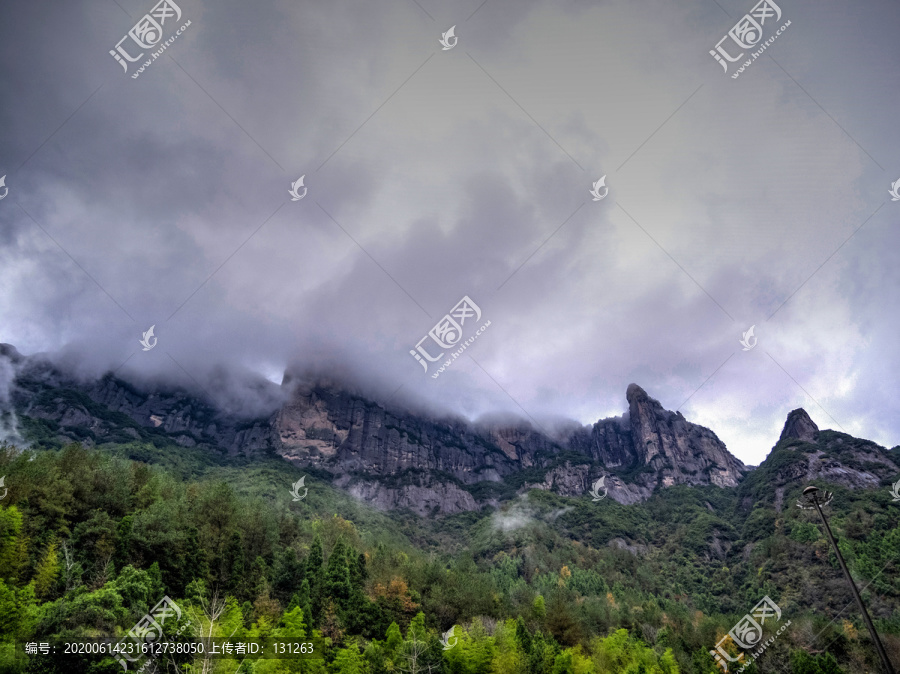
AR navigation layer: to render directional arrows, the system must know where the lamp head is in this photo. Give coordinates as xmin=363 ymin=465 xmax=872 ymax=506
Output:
xmin=797 ymin=485 xmax=833 ymax=510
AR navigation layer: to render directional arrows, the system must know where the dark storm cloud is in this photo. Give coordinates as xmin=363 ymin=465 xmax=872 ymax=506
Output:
xmin=1 ymin=0 xmax=898 ymax=462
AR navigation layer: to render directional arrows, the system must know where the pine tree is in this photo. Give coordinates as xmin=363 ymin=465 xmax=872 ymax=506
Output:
xmin=297 ymin=578 xmax=314 ymax=629
xmin=114 ymin=515 xmax=133 ymax=572
xmin=274 ymin=547 xmax=305 ymax=604
xmin=222 ymin=531 xmax=245 ymax=595
xmin=533 ymin=595 xmax=546 ymax=620
xmin=349 ymin=551 xmax=368 ymax=589
xmin=180 ymin=526 xmax=209 ymax=591
xmin=306 ymin=536 xmax=325 ymax=620
xmin=325 ymin=539 xmax=351 ymax=605
xmin=791 ymin=650 xmax=845 ymax=674
xmin=250 ymin=555 xmax=270 ymax=599
xmin=515 ymin=616 xmax=532 ymax=655
xmin=306 ymin=536 xmax=324 ymax=577
xmin=147 ymin=561 xmax=164 ymax=603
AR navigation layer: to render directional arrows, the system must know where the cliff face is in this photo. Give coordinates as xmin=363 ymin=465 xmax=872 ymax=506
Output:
xmin=1 ymin=347 xmax=276 ymax=456
xmin=273 ymin=385 xmax=519 ymax=484
xmin=566 ymin=384 xmax=746 ymax=491
xmin=1 ymin=344 xmax=750 ymax=514
xmin=271 ymin=382 xmax=747 ymax=509
xmin=779 ymin=408 xmax=819 ymax=444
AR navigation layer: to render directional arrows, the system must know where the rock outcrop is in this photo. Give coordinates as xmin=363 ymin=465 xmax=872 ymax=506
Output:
xmin=745 ymin=408 xmax=898 ymax=512
xmin=0 ymin=344 xmax=759 ymax=513
xmin=1 ymin=345 xmax=277 ymax=456
xmin=270 ymin=382 xmax=747 ymax=509
xmin=566 ymin=384 xmax=746 ymax=493
xmin=779 ymin=408 xmax=819 ymax=444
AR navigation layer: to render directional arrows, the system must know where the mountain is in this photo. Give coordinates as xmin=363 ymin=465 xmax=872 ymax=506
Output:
xmin=0 ymin=344 xmax=750 ymax=514
xmin=3 ymin=343 xmax=896 ymax=516
xmin=740 ymin=407 xmax=900 ymax=512
xmin=2 ymin=344 xmax=900 ymax=673
xmin=273 ymin=380 xmax=749 ymax=511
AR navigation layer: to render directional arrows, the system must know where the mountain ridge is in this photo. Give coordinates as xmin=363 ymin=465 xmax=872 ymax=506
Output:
xmin=1 ymin=343 xmax=896 ymax=516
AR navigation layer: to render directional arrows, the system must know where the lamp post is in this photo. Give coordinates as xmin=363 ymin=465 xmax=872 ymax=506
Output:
xmin=798 ymin=485 xmax=895 ymax=674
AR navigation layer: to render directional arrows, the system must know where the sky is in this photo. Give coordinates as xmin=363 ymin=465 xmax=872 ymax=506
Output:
xmin=0 ymin=0 xmax=898 ymax=466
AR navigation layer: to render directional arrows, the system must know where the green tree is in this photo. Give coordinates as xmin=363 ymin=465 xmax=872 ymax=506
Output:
xmin=112 ymin=564 xmax=161 ymax=616
xmin=114 ymin=514 xmax=134 ymax=572
xmin=0 ymin=506 xmax=27 ymax=583
xmin=385 ymin=621 xmax=403 ymax=656
xmin=306 ymin=536 xmax=325 ymax=621
xmin=172 ymin=526 xmax=209 ymax=594
xmin=533 ymin=595 xmax=546 ymax=621
xmin=325 ymin=539 xmax=351 ymax=606
xmin=33 ymin=540 xmax=60 ymax=600
xmin=330 ymin=642 xmax=366 ymax=674
xmin=71 ymin=510 xmax=116 ymax=579
xmin=0 ymin=579 xmax=18 ymax=637
xmin=297 ymin=578 xmax=314 ymax=630
xmin=250 ymin=555 xmax=271 ymax=599
xmin=592 ymin=628 xmax=679 ymax=673
xmin=444 ymin=619 xmax=495 ymax=674
xmin=493 ymin=619 xmax=526 ymax=674
xmin=274 ymin=547 xmax=305 ymax=604
xmin=791 ymin=650 xmax=844 ymax=673
xmin=222 ymin=530 xmax=246 ymax=595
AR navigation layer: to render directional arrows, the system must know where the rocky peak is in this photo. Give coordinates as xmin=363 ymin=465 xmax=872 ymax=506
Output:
xmin=0 ymin=344 xmax=26 ymax=369
xmin=621 ymin=383 xmax=745 ymax=487
xmin=625 ymin=383 xmax=648 ymax=404
xmin=747 ymin=413 xmax=897 ymax=511
xmin=626 ymin=383 xmax=678 ymax=464
xmin=3 ymin=343 xmax=751 ymax=512
xmin=779 ymin=408 xmax=819 ymax=444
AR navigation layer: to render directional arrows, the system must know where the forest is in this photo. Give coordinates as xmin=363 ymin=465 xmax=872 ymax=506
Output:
xmin=0 ymin=437 xmax=897 ymax=673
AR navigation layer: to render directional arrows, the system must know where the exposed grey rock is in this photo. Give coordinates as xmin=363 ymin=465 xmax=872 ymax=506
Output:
xmin=4 ymin=349 xmax=276 ymax=456
xmin=334 ymin=474 xmax=478 ymax=516
xmin=14 ymin=344 xmax=860 ymax=517
xmin=567 ymin=384 xmax=746 ymax=494
xmin=779 ymin=409 xmax=819 ymax=444
xmin=271 ymin=382 xmax=747 ymax=509
xmin=748 ymin=410 xmax=898 ymax=502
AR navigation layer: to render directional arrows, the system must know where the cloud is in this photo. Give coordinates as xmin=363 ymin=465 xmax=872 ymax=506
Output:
xmin=490 ymin=494 xmax=572 ymax=533
xmin=0 ymin=0 xmax=898 ymax=465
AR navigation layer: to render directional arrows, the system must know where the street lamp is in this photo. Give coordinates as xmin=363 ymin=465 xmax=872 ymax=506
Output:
xmin=798 ymin=485 xmax=895 ymax=674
